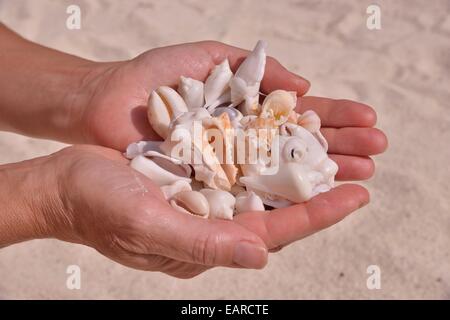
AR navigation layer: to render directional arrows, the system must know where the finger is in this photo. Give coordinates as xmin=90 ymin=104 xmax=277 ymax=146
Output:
xmin=234 ymin=184 xmax=369 ymax=249
xmin=330 ymin=154 xmax=375 ymax=181
xmin=137 ymin=203 xmax=268 ymax=269
xmin=322 ymin=127 xmax=388 ymax=156
xmin=298 ymin=96 xmax=377 ymax=128
xmin=201 ymin=41 xmax=310 ymax=96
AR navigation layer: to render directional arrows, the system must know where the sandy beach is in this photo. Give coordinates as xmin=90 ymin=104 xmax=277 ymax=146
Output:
xmin=0 ymin=0 xmax=449 ymax=299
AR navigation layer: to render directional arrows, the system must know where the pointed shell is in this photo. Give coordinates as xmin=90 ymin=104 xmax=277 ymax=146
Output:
xmin=229 ymin=40 xmax=267 ymax=109
xmin=199 ymin=189 xmax=235 ymax=220
xmin=178 ymin=76 xmax=204 ymax=110
xmin=204 ymin=59 xmax=233 ymax=108
xmin=147 ymin=86 xmax=188 ymax=139
xmin=235 ymin=191 xmax=265 ymax=213
xmin=171 ymin=191 xmax=210 ymax=218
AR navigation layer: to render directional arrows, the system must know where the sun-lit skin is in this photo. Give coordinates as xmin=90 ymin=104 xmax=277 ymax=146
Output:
xmin=0 ymin=24 xmax=387 ymax=278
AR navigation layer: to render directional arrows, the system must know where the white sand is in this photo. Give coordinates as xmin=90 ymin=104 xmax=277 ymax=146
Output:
xmin=0 ymin=0 xmax=449 ymax=299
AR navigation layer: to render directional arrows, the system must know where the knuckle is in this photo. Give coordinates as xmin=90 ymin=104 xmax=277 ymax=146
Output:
xmin=192 ymin=232 xmax=220 ymax=266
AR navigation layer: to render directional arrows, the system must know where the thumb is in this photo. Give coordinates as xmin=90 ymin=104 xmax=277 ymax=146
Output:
xmin=144 ymin=206 xmax=268 ymax=269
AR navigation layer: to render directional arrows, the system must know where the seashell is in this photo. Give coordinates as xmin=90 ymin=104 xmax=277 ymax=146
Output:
xmin=235 ymin=191 xmax=265 ymax=213
xmin=295 ymin=110 xmax=328 ymax=151
xmin=229 ymin=40 xmax=267 ymax=114
xmin=240 ymin=125 xmax=338 ymax=205
xmin=125 ymin=140 xmax=162 ymax=159
xmin=130 ymin=155 xmax=191 ymax=187
xmin=170 ymin=191 xmax=209 ymax=218
xmin=147 ymin=86 xmax=188 ymax=139
xmin=211 ymin=106 xmax=243 ymax=122
xmin=204 ymin=59 xmax=233 ymax=110
xmin=297 ymin=110 xmax=321 ymax=133
xmin=160 ymin=180 xmax=192 ymax=200
xmin=160 ymin=108 xmax=232 ymax=191
xmin=178 ymin=76 xmax=204 ymax=110
xmin=230 ymin=184 xmax=246 ymax=196
xmin=240 ymin=162 xmax=313 ymax=205
xmin=203 ymin=112 xmax=238 ymax=186
xmin=199 ymin=189 xmax=235 ymax=220
xmin=260 ymin=90 xmax=297 ymax=125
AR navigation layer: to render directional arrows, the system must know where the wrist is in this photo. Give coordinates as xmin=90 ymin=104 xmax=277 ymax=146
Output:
xmin=0 ymin=154 xmax=66 ymax=247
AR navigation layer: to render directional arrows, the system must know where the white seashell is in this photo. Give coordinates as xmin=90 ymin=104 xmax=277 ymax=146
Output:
xmin=204 ymin=59 xmax=233 ymax=110
xmin=230 ymin=184 xmax=246 ymax=196
xmin=170 ymin=191 xmax=209 ymax=218
xmin=211 ymin=106 xmax=243 ymax=122
xmin=240 ymin=162 xmax=313 ymax=204
xmin=147 ymin=86 xmax=188 ymax=139
xmin=240 ymin=124 xmax=338 ymax=205
xmin=178 ymin=76 xmax=204 ymax=110
xmin=235 ymin=191 xmax=265 ymax=213
xmin=130 ymin=155 xmax=191 ymax=187
xmin=297 ymin=110 xmax=321 ymax=133
xmin=199 ymin=189 xmax=235 ymax=220
xmin=229 ymin=40 xmax=267 ymax=113
xmin=260 ymin=90 xmax=297 ymax=125
xmin=125 ymin=141 xmax=162 ymax=159
xmin=160 ymin=180 xmax=192 ymax=200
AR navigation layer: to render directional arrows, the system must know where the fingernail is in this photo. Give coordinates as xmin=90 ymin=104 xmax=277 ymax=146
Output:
xmin=233 ymin=241 xmax=268 ymax=269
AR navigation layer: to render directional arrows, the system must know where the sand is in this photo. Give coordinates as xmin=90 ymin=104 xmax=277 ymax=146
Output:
xmin=0 ymin=0 xmax=449 ymax=299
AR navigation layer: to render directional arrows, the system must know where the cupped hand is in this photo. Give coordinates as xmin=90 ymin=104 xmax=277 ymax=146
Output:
xmin=42 ymin=144 xmax=374 ymax=278
xmin=77 ymin=40 xmax=387 ymax=181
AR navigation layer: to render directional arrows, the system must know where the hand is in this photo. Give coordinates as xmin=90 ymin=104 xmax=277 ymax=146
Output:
xmin=76 ymin=41 xmax=387 ymax=179
xmin=77 ymin=41 xmax=311 ymax=150
xmin=1 ymin=144 xmax=373 ymax=278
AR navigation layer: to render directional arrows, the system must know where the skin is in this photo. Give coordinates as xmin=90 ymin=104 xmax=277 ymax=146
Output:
xmin=0 ymin=24 xmax=387 ymax=278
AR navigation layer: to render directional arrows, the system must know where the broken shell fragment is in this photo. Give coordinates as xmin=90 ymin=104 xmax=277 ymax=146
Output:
xmin=178 ymin=76 xmax=204 ymax=110
xmin=199 ymin=189 xmax=236 ymax=220
xmin=235 ymin=191 xmax=265 ymax=213
xmin=125 ymin=141 xmax=162 ymax=159
xmin=160 ymin=180 xmax=192 ymax=200
xmin=130 ymin=155 xmax=191 ymax=187
xmin=147 ymin=86 xmax=188 ymax=139
xmin=170 ymin=191 xmax=210 ymax=218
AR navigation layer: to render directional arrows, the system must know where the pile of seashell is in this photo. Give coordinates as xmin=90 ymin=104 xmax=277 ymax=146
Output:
xmin=126 ymin=41 xmax=338 ymax=220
